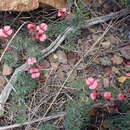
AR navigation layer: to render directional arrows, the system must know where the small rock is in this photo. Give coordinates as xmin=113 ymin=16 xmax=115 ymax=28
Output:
xmin=56 ymin=50 xmax=67 ymax=64
xmin=101 ymin=41 xmax=111 ymax=49
xmin=2 ymin=64 xmax=12 ymax=76
xmin=111 ymin=55 xmax=123 ymax=65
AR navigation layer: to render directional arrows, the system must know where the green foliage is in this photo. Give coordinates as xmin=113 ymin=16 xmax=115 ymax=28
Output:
xmin=64 ymin=96 xmax=92 ymax=130
xmin=10 ymin=72 xmax=40 ymax=123
xmin=67 ymin=78 xmax=85 ymax=90
xmin=100 ymin=56 xmax=112 ymax=66
xmin=46 ymin=21 xmax=69 ymax=39
xmin=67 ymin=0 xmax=89 ymax=18
xmin=12 ymin=72 xmax=39 ymax=100
xmin=3 ymin=51 xmax=19 ymax=67
xmin=107 ymin=112 xmax=130 ymax=130
xmin=4 ymin=33 xmax=42 ymax=67
xmin=114 ymin=0 xmax=130 ymax=7
xmin=40 ymin=123 xmax=56 ymax=130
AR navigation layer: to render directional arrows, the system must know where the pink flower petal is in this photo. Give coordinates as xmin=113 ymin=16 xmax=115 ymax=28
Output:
xmin=27 ymin=24 xmax=36 ymax=30
xmin=31 ymin=72 xmax=40 ymax=78
xmin=29 ymin=68 xmax=39 ymax=73
xmin=117 ymin=94 xmax=126 ymax=101
xmin=89 ymin=80 xmax=98 ymax=89
xmin=38 ymin=33 xmax=47 ymax=42
xmin=40 ymin=23 xmax=48 ymax=31
xmin=6 ymin=29 xmax=13 ymax=36
xmin=126 ymin=73 xmax=130 ymax=77
xmin=36 ymin=26 xmax=43 ymax=33
xmin=27 ymin=57 xmax=37 ymax=65
xmin=58 ymin=8 xmax=67 ymax=17
xmin=103 ymin=92 xmax=112 ymax=100
xmin=4 ymin=26 xmax=11 ymax=31
xmin=90 ymin=91 xmax=98 ymax=100
xmin=86 ymin=77 xmax=95 ymax=86
xmin=0 ymin=29 xmax=7 ymax=37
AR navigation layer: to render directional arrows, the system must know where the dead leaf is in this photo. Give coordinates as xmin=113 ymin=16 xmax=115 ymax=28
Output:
xmin=57 ymin=70 xmax=66 ymax=81
xmin=51 ymin=63 xmax=59 ymax=70
xmin=120 ymin=45 xmax=130 ymax=60
xmin=56 ymin=50 xmax=67 ymax=64
xmin=117 ymin=76 xmax=127 ymax=83
xmin=101 ymin=41 xmax=111 ymax=49
xmin=40 ymin=59 xmax=50 ymax=68
xmin=2 ymin=64 xmax=12 ymax=76
xmin=111 ymin=55 xmax=123 ymax=65
xmin=112 ymin=66 xmax=120 ymax=74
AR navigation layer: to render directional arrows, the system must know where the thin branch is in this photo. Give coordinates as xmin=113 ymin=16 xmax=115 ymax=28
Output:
xmin=82 ymin=7 xmax=130 ymax=28
xmin=0 ymin=112 xmax=66 ymax=130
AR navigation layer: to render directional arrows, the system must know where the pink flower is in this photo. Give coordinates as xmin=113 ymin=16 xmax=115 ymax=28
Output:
xmin=31 ymin=72 xmax=40 ymax=78
xmin=36 ymin=23 xmax=48 ymax=33
xmin=27 ymin=24 xmax=36 ymax=30
xmin=86 ymin=77 xmax=98 ymax=89
xmin=35 ymin=33 xmax=47 ymax=42
xmin=127 ymin=62 xmax=130 ymax=66
xmin=0 ymin=26 xmax=13 ymax=38
xmin=117 ymin=94 xmax=126 ymax=101
xmin=126 ymin=73 xmax=130 ymax=77
xmin=103 ymin=92 xmax=112 ymax=100
xmin=29 ymin=68 xmax=39 ymax=73
xmin=58 ymin=8 xmax=67 ymax=17
xmin=27 ymin=57 xmax=37 ymax=65
xmin=90 ymin=91 xmax=98 ymax=100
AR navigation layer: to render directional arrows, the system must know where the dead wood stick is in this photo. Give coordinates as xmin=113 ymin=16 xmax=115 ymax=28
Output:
xmin=82 ymin=7 xmax=130 ymax=28
xmin=0 ymin=112 xmax=66 ymax=130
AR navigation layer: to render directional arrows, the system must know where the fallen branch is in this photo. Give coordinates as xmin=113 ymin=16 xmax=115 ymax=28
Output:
xmin=0 ymin=112 xmax=66 ymax=130
xmin=82 ymin=7 xmax=130 ymax=28
xmin=0 ymin=7 xmax=129 ymax=117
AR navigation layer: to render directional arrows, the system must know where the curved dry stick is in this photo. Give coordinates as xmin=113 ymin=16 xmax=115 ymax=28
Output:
xmin=82 ymin=7 xmax=130 ymax=28
xmin=0 ymin=112 xmax=66 ymax=130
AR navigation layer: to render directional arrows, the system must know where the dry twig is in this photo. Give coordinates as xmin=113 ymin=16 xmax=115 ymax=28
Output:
xmin=0 ymin=112 xmax=66 ymax=130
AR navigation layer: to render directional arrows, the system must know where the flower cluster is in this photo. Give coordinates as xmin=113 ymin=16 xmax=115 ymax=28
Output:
xmin=57 ymin=8 xmax=70 ymax=17
xmin=0 ymin=26 xmax=13 ymax=38
xmin=86 ymin=77 xmax=127 ymax=101
xmin=25 ymin=57 xmax=43 ymax=79
xmin=27 ymin=23 xmax=48 ymax=42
